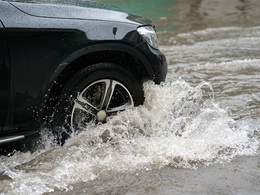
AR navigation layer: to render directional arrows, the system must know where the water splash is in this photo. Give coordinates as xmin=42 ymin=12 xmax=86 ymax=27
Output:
xmin=0 ymin=80 xmax=258 ymax=194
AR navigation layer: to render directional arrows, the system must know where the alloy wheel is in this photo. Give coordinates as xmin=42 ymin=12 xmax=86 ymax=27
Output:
xmin=71 ymin=79 xmax=134 ymax=131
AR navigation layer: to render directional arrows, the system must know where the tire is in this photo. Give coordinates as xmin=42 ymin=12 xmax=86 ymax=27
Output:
xmin=51 ymin=63 xmax=144 ymax=142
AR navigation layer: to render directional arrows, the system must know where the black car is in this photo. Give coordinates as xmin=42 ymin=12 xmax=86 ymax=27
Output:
xmin=0 ymin=0 xmax=167 ymax=145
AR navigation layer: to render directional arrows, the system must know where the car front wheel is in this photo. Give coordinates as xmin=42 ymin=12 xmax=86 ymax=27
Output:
xmin=51 ymin=63 xmax=144 ymax=141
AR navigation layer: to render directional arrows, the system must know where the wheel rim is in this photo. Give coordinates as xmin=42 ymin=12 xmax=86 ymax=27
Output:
xmin=71 ymin=79 xmax=134 ymax=131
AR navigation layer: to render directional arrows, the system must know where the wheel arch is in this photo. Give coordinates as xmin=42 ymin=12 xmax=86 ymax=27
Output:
xmin=52 ymin=42 xmax=153 ymax=81
xmin=42 ymin=42 xmax=152 ymax=122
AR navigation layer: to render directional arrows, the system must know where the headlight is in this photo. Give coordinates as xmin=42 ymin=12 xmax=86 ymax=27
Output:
xmin=137 ymin=26 xmax=159 ymax=49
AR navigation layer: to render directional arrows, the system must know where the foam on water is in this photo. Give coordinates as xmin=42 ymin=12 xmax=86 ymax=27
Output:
xmin=0 ymin=79 xmax=259 ymax=194
xmin=1 ymin=26 xmax=260 ymax=194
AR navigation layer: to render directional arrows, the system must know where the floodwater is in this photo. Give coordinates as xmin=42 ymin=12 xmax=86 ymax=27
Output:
xmin=1 ymin=0 xmax=260 ymax=194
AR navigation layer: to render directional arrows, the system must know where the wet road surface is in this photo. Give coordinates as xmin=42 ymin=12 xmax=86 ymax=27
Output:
xmin=1 ymin=0 xmax=260 ymax=194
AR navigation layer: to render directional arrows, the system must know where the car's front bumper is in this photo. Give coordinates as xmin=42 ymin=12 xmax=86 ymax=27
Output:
xmin=151 ymin=48 xmax=168 ymax=84
xmin=136 ymin=43 xmax=168 ymax=84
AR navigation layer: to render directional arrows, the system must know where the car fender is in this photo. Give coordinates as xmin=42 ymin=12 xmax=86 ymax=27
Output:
xmin=46 ymin=42 xmax=154 ymax=89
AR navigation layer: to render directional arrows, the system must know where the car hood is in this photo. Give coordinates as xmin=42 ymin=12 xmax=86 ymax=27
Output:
xmin=8 ymin=0 xmax=152 ymax=25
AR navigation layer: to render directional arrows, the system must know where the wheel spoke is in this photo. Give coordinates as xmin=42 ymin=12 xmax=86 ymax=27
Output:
xmin=99 ymin=80 xmax=112 ymax=109
xmin=105 ymin=80 xmax=134 ymax=113
xmin=73 ymin=99 xmax=96 ymax=117
xmin=71 ymin=99 xmax=97 ymax=131
xmin=77 ymin=92 xmax=99 ymax=111
xmin=107 ymin=103 xmax=133 ymax=113
xmin=104 ymin=80 xmax=117 ymax=110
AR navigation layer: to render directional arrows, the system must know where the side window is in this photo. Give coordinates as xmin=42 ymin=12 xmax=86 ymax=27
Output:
xmin=0 ymin=20 xmax=9 ymax=128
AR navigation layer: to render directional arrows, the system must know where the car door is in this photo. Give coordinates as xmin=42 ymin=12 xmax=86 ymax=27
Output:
xmin=0 ymin=20 xmax=9 ymax=129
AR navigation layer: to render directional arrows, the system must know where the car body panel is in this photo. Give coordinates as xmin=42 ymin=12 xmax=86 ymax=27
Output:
xmin=0 ymin=2 xmax=146 ymax=132
xmin=0 ymin=0 xmax=167 ymax=140
xmin=0 ymin=20 xmax=9 ymax=130
xmin=9 ymin=0 xmax=152 ymax=25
